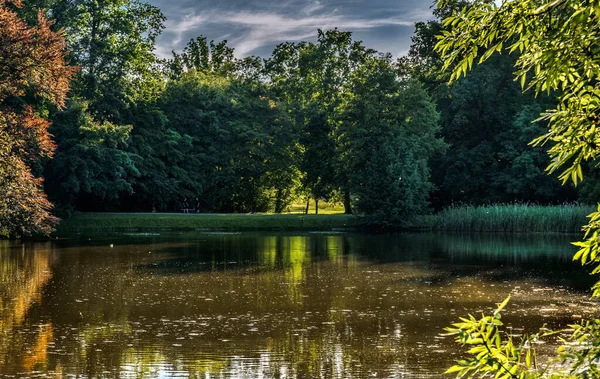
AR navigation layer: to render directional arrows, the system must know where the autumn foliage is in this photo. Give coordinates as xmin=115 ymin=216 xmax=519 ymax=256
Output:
xmin=0 ymin=0 xmax=76 ymax=237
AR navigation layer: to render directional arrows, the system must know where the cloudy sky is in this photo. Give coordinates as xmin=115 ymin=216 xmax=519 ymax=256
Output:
xmin=147 ymin=0 xmax=436 ymax=59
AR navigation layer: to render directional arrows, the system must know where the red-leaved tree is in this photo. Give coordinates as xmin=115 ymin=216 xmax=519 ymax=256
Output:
xmin=0 ymin=0 xmax=77 ymax=237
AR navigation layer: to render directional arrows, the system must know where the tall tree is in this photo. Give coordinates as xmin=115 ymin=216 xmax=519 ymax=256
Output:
xmin=25 ymin=0 xmax=166 ymax=212
xmin=48 ymin=0 xmax=165 ymax=121
xmin=44 ymin=101 xmax=140 ymax=213
xmin=117 ymin=102 xmax=180 ymax=212
xmin=340 ymin=56 xmax=444 ymax=223
xmin=0 ymin=0 xmax=76 ymax=237
xmin=266 ymin=29 xmax=375 ymax=214
xmin=402 ymin=1 xmax=574 ymax=209
xmin=158 ymin=70 xmax=297 ymax=212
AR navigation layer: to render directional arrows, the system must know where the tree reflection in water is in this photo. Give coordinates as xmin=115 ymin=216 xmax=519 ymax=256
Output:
xmin=0 ymin=233 xmax=596 ymax=378
xmin=0 ymin=240 xmax=56 ymax=374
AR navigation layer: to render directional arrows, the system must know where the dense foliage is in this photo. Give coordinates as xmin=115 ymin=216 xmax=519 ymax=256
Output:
xmin=341 ymin=65 xmax=443 ymax=223
xmin=6 ymin=0 xmax=600 ymax=236
xmin=155 ymin=71 xmax=297 ymax=213
xmin=401 ymin=1 xmax=576 ymax=209
xmin=266 ymin=30 xmax=443 ymax=218
xmin=0 ymin=0 xmax=76 ymax=237
xmin=6 ymin=0 xmax=448 ymax=224
xmin=435 ymin=0 xmax=600 ymax=377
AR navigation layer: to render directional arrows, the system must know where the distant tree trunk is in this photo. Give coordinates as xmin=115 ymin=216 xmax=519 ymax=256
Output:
xmin=315 ymin=198 xmax=319 ymax=215
xmin=305 ymin=196 xmax=310 ymax=215
xmin=275 ymin=188 xmax=290 ymax=213
xmin=274 ymin=188 xmax=283 ymax=213
xmin=343 ymin=186 xmax=353 ymax=214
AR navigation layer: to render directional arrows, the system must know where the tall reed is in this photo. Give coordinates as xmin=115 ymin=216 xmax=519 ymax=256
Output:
xmin=431 ymin=204 xmax=595 ymax=233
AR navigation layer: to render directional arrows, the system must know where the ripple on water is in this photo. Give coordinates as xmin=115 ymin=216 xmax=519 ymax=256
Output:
xmin=0 ymin=232 xmax=597 ymax=378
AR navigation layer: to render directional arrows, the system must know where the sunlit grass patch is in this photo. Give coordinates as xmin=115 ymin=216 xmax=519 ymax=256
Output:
xmin=284 ymin=200 xmax=346 ymax=215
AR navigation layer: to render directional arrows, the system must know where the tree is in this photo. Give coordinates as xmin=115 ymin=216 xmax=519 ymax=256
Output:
xmin=431 ymin=54 xmax=574 ymax=207
xmin=23 ymin=0 xmax=166 ymax=213
xmin=401 ymin=1 xmax=574 ymax=210
xmin=435 ymin=0 xmax=600 ymax=376
xmin=44 ymin=0 xmax=165 ymax=121
xmin=44 ymin=101 xmax=140 ymax=213
xmin=158 ymin=70 xmax=297 ymax=213
xmin=266 ymin=29 xmax=445 ymax=219
xmin=0 ymin=0 xmax=76 ymax=237
xmin=340 ymin=56 xmax=444 ymax=223
xmin=117 ymin=102 xmax=180 ymax=212
xmin=266 ymin=30 xmax=375 ymax=214
xmin=162 ymin=36 xmax=237 ymax=80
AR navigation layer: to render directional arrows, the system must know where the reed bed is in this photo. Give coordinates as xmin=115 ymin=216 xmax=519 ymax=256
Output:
xmin=430 ymin=204 xmax=595 ymax=233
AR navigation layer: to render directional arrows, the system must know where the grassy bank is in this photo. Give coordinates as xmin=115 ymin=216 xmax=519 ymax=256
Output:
xmin=422 ymin=204 xmax=595 ymax=233
xmin=55 ymin=213 xmax=358 ymax=234
xmin=54 ymin=204 xmax=596 ymax=235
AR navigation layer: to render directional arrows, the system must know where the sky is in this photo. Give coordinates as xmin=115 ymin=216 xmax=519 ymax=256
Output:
xmin=147 ymin=0 xmax=436 ymax=59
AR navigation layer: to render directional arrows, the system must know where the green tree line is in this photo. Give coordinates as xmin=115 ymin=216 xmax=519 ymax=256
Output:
xmin=4 ymin=0 xmax=596 ymax=236
xmin=11 ymin=0 xmax=445 ymax=223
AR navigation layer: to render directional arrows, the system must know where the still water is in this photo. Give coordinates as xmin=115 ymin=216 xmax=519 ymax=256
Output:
xmin=0 ymin=232 xmax=598 ymax=378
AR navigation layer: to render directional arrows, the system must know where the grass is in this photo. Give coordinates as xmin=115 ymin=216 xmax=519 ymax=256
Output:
xmin=54 ymin=204 xmax=596 ymax=235
xmin=55 ymin=212 xmax=358 ymax=234
xmin=422 ymin=203 xmax=595 ymax=233
xmin=285 ymin=200 xmax=346 ymax=214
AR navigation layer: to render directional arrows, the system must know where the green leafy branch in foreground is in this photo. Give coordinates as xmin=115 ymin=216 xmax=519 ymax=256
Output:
xmin=573 ymin=207 xmax=600 ymax=297
xmin=435 ymin=0 xmax=600 ymax=377
xmin=445 ymin=296 xmax=600 ymax=378
xmin=436 ymin=0 xmax=600 ymax=186
xmin=443 ymin=297 xmax=534 ymax=379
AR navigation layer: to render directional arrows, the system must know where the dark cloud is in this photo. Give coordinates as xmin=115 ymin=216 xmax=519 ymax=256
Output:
xmin=148 ymin=0 xmax=435 ymax=58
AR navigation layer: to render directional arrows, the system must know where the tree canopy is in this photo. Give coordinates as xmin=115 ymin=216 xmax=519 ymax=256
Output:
xmin=0 ymin=0 xmax=76 ymax=237
xmin=6 ymin=0 xmax=600 ymax=234
xmin=401 ymin=0 xmax=575 ymax=209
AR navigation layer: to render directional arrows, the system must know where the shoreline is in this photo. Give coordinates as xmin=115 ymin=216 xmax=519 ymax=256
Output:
xmin=52 ymin=205 xmax=593 ymax=236
xmin=54 ymin=213 xmax=361 ymax=235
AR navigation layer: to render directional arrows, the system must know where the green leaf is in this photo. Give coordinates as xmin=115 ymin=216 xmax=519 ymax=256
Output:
xmin=496 ymin=296 xmax=510 ymax=312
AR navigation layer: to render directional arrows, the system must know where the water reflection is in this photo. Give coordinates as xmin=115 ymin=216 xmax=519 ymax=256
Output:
xmin=0 ymin=240 xmax=56 ymax=375
xmin=0 ymin=232 xmax=597 ymax=378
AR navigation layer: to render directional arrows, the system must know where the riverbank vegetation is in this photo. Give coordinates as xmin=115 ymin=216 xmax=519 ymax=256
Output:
xmin=55 ymin=213 xmax=357 ymax=233
xmin=56 ymin=204 xmax=592 ymax=234
xmin=2 ymin=0 xmax=600 ymax=239
xmin=428 ymin=204 xmax=593 ymax=233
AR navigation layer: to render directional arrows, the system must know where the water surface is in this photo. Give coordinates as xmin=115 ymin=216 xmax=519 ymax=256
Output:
xmin=0 ymin=232 xmax=597 ymax=378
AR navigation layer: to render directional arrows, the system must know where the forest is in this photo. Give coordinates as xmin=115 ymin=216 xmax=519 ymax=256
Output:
xmin=0 ymin=0 xmax=593 ymax=237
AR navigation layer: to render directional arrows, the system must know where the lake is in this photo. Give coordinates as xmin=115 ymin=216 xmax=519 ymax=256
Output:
xmin=0 ymin=232 xmax=597 ymax=378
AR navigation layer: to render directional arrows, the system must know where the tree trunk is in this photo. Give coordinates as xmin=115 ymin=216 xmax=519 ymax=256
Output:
xmin=305 ymin=197 xmax=310 ymax=215
xmin=274 ymin=188 xmax=283 ymax=213
xmin=343 ymin=186 xmax=353 ymax=214
xmin=315 ymin=198 xmax=319 ymax=215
